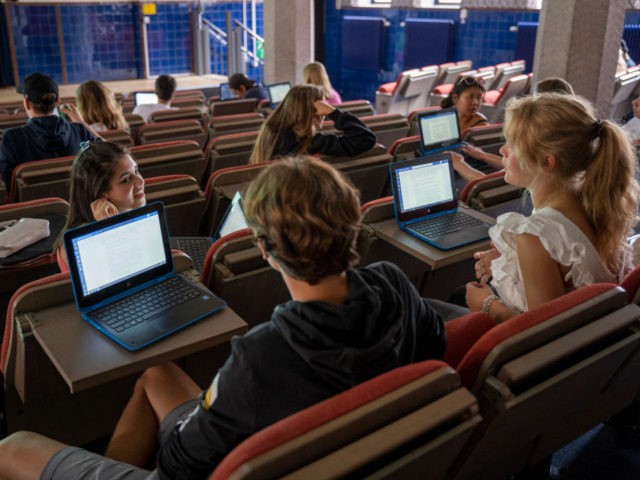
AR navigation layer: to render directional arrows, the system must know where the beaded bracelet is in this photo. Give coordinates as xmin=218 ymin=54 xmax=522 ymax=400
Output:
xmin=481 ymin=294 xmax=500 ymax=315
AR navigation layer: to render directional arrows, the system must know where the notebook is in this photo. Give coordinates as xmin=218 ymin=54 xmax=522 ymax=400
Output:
xmin=417 ymin=107 xmax=463 ymax=155
xmin=267 ymin=82 xmax=291 ymax=109
xmin=134 ymin=92 xmax=158 ymax=106
xmin=64 ymin=202 xmax=227 ymax=351
xmin=219 ymin=83 xmax=235 ymax=101
xmin=170 ymin=191 xmax=248 ymax=272
xmin=390 ymin=153 xmax=491 ymax=250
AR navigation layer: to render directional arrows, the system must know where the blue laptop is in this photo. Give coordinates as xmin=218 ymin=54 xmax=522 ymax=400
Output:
xmin=64 ymin=202 xmax=227 ymax=351
xmin=390 ymin=153 xmax=491 ymax=250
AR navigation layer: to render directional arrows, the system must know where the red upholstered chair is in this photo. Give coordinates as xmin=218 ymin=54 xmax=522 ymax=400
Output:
xmin=208 ymin=360 xmax=480 ymax=480
xmin=480 ymin=73 xmax=530 ymax=123
xmin=9 ymin=155 xmax=75 ymax=203
xmin=461 ymin=122 xmax=504 ymax=155
xmin=388 ymin=135 xmax=420 ymax=161
xmin=375 ymin=67 xmax=439 ymax=115
xmin=333 ymin=99 xmax=375 ymax=117
xmin=136 ymin=119 xmax=207 ymax=148
xmin=200 ymin=228 xmax=288 ymax=329
xmin=201 ymin=130 xmax=259 ymax=182
xmin=129 ymin=139 xmax=206 ymax=182
xmin=446 ymin=284 xmax=640 ymax=479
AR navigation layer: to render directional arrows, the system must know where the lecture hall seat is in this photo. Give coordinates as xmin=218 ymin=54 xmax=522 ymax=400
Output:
xmin=208 ymin=360 xmax=480 ymax=480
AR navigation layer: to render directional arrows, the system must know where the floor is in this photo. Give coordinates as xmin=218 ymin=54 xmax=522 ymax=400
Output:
xmin=0 ymin=73 xmax=227 ymax=104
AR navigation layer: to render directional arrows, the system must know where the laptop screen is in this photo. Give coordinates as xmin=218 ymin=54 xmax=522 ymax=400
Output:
xmin=134 ymin=92 xmax=158 ymax=106
xmin=64 ymin=203 xmax=173 ymax=310
xmin=268 ymin=82 xmax=291 ymax=107
xmin=219 ymin=83 xmax=235 ymax=101
xmin=217 ymin=191 xmax=248 ymax=239
xmin=417 ymin=107 xmax=462 ymax=153
xmin=390 ymin=153 xmax=458 ymax=223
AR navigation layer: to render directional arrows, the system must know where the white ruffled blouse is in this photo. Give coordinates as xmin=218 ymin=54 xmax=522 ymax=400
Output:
xmin=489 ymin=207 xmax=615 ymax=313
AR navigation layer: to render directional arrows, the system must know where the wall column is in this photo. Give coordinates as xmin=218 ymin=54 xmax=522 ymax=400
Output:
xmin=263 ymin=0 xmax=314 ymax=85
xmin=533 ymin=0 xmax=626 ymax=115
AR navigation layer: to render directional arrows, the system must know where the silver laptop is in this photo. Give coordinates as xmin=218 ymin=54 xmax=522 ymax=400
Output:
xmin=390 ymin=153 xmax=491 ymax=250
xmin=64 ymin=202 xmax=226 ymax=351
xmin=134 ymin=92 xmax=158 ymax=106
xmin=267 ymin=82 xmax=291 ymax=109
xmin=170 ymin=191 xmax=248 ymax=272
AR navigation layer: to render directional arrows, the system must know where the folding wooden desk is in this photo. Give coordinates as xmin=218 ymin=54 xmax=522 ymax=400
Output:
xmin=369 ymin=206 xmax=494 ymax=299
xmin=5 ymin=256 xmax=248 ymax=444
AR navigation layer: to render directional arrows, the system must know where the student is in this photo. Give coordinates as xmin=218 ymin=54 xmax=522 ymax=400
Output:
xmin=64 ymin=80 xmax=128 ymax=132
xmin=55 ymin=141 xmax=146 ymax=271
xmin=441 ymin=75 xmax=488 ymax=134
xmin=250 ymin=85 xmax=376 ymax=163
xmin=228 ymin=72 xmax=269 ymax=102
xmin=0 ymin=72 xmax=97 ymax=188
xmin=453 ymin=77 xmax=576 ymax=182
xmin=466 ymin=93 xmax=639 ymax=322
xmin=132 ymin=74 xmax=176 ymax=122
xmin=303 ymin=61 xmax=342 ymax=105
xmin=0 ymin=155 xmax=447 ymax=480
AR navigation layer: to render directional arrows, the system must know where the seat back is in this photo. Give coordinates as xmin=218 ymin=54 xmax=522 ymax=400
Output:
xmin=459 ymin=170 xmax=524 ymax=215
xmin=334 ymin=99 xmax=375 ymax=117
xmin=136 ymin=119 xmax=207 ymax=148
xmin=0 ymin=113 xmax=28 ymax=129
xmin=480 ymin=74 xmax=529 ymax=123
xmin=209 ymin=112 xmax=264 ymax=137
xmin=451 ymin=284 xmax=640 ymax=479
xmin=488 ymin=60 xmax=526 ymax=90
xmin=388 ymin=135 xmax=420 ymax=162
xmin=611 ymin=69 xmax=640 ymax=121
xmin=202 ymin=131 xmax=259 ymax=183
xmin=360 ymin=113 xmax=410 ymax=151
xmin=210 ymin=361 xmax=479 ymax=480
xmin=130 ymin=140 xmax=206 ymax=183
xmin=145 ymin=174 xmax=205 ymax=236
xmin=99 ymin=129 xmax=134 ymax=147
xmin=200 ymin=163 xmax=269 ymax=237
xmin=10 ymin=156 xmax=75 ymax=203
xmin=149 ymin=106 xmax=208 ymax=127
xmin=171 ymin=96 xmax=206 ymax=110
xmin=320 ymin=144 xmax=392 ymax=203
xmin=376 ymin=69 xmax=438 ymax=115
xmin=124 ymin=113 xmax=145 ymax=137
xmin=210 ymin=98 xmax=258 ymax=116
xmin=462 ymin=122 xmax=504 ymax=155
xmin=200 ymin=229 xmax=289 ymax=329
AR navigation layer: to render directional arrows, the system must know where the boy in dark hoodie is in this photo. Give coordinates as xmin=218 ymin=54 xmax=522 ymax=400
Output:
xmin=0 ymin=156 xmax=446 ymax=480
xmin=0 ymin=72 xmax=97 ymax=188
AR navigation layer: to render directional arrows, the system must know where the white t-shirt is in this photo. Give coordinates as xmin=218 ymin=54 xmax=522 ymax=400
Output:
xmin=132 ymin=103 xmax=173 ymax=123
xmin=489 ymin=207 xmax=615 ymax=313
xmin=622 ymin=117 xmax=640 ymax=142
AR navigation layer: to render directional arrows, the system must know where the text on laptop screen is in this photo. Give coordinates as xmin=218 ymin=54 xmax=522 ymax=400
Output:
xmin=71 ymin=211 xmax=166 ymax=296
xmin=219 ymin=83 xmax=235 ymax=101
xmin=218 ymin=191 xmax=248 ymax=238
xmin=134 ymin=92 xmax=158 ymax=106
xmin=419 ymin=110 xmax=460 ymax=150
xmin=395 ymin=159 xmax=454 ymax=213
xmin=268 ymin=83 xmax=291 ymax=105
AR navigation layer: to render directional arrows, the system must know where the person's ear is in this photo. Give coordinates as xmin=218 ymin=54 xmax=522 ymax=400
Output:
xmin=542 ymin=154 xmax=556 ymax=172
xmin=256 ymin=239 xmax=269 ymax=260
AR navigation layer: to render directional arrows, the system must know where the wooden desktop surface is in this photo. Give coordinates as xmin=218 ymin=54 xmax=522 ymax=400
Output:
xmin=22 ymin=275 xmax=247 ymax=394
xmin=370 ymin=207 xmax=495 ymax=270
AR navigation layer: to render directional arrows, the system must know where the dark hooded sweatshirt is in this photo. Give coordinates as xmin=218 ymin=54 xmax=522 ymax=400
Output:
xmin=0 ymin=115 xmax=95 ymax=187
xmin=156 ymin=261 xmax=446 ymax=480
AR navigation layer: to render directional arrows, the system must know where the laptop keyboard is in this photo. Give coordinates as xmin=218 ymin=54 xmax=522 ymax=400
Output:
xmin=92 ymin=276 xmax=201 ymax=333
xmin=409 ymin=212 xmax=485 ymax=238
xmin=175 ymin=238 xmax=212 ymax=272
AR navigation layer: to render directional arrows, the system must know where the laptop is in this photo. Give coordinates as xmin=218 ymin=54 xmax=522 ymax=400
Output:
xmin=219 ymin=83 xmax=235 ymax=101
xmin=64 ymin=202 xmax=227 ymax=351
xmin=417 ymin=107 xmax=464 ymax=155
xmin=170 ymin=191 xmax=248 ymax=272
xmin=134 ymin=92 xmax=159 ymax=106
xmin=417 ymin=107 xmax=493 ymax=172
xmin=390 ymin=153 xmax=491 ymax=250
xmin=267 ymin=82 xmax=291 ymax=109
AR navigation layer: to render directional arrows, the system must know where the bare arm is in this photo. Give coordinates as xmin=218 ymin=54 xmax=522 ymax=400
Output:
xmin=461 ymin=144 xmax=503 ymax=170
xmin=450 ymin=151 xmax=484 ymax=182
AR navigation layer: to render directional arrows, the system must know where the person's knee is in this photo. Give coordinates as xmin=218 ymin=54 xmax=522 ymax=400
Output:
xmin=136 ymin=361 xmax=179 ymax=391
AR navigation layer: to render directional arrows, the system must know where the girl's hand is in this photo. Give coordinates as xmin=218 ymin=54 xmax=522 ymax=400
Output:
xmin=314 ymin=100 xmax=335 ymax=116
xmin=461 ymin=143 xmax=486 ymax=160
xmin=473 ymin=247 xmax=500 ymax=283
xmin=60 ymin=103 xmax=84 ymax=124
xmin=465 ymin=281 xmax=494 ymax=312
xmin=91 ymin=198 xmax=119 ymax=221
